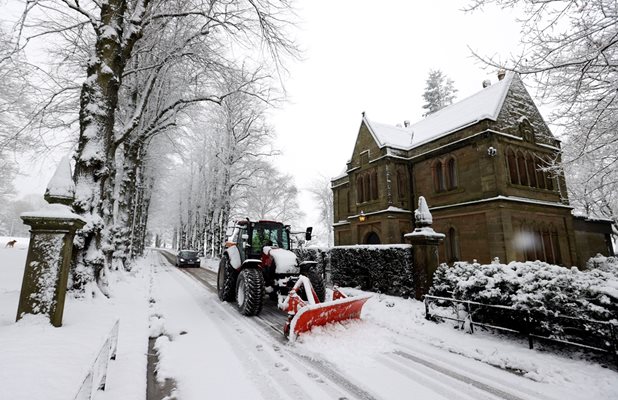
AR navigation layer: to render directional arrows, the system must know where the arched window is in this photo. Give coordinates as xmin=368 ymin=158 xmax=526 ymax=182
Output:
xmin=536 ymin=160 xmax=546 ymax=189
xmin=363 ymin=173 xmax=370 ymax=202
xmin=542 ymin=229 xmax=553 ymax=264
xmin=371 ymin=170 xmax=378 ymax=200
xmin=507 ymin=148 xmax=518 ymax=184
xmin=446 ymin=227 xmax=460 ymax=263
xmin=517 ymin=151 xmax=528 ymax=186
xmin=397 ymin=169 xmax=406 ymax=199
xmin=357 ymin=176 xmax=364 ymax=203
xmin=447 ymin=157 xmax=457 ymax=190
xmin=433 ymin=161 xmax=445 ymax=192
xmin=545 ymin=171 xmax=554 ymax=191
xmin=551 ymin=228 xmax=561 ymax=264
xmin=526 ymin=154 xmax=537 ymax=187
xmin=520 ymin=222 xmax=561 ymax=264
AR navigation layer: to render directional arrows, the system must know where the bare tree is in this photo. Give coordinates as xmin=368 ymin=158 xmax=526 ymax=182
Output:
xmin=15 ymin=0 xmax=298 ymax=291
xmin=233 ymin=163 xmax=304 ymax=225
xmin=467 ymin=0 xmax=618 ymax=232
xmin=306 ymin=175 xmax=334 ymax=246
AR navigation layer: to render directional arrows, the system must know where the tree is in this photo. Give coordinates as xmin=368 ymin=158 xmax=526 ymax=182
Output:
xmin=306 ymin=175 xmax=334 ymax=246
xmin=15 ymin=0 xmax=298 ymax=291
xmin=421 ymin=69 xmax=457 ymax=116
xmin=233 ymin=163 xmax=304 ymax=225
xmin=466 ymin=0 xmax=618 ymax=233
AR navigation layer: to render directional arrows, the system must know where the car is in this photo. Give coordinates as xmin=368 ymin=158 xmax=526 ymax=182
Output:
xmin=176 ymin=250 xmax=201 ymax=268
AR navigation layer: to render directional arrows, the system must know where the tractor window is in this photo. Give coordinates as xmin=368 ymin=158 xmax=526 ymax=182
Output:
xmin=251 ymin=225 xmax=289 ymax=252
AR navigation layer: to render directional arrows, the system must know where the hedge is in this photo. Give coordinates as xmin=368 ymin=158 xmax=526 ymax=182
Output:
xmin=295 ymin=245 xmax=414 ymax=297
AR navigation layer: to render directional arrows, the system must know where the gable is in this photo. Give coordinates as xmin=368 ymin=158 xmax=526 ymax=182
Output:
xmin=348 ymin=119 xmax=383 ymax=170
xmin=493 ymin=74 xmax=556 ymax=145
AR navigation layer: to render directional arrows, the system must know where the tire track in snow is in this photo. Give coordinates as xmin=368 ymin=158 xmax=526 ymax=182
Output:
xmin=158 ymin=251 xmax=379 ymax=400
xmin=159 ymin=257 xmax=361 ymax=400
xmin=389 ymin=339 xmax=556 ymax=400
xmin=374 ymin=353 xmax=498 ymax=400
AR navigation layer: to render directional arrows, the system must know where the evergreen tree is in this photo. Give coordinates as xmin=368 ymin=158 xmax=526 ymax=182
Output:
xmin=422 ymin=69 xmax=458 ymax=116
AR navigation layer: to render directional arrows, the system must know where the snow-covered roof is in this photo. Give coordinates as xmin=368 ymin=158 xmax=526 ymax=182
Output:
xmin=365 ymin=72 xmax=515 ymax=150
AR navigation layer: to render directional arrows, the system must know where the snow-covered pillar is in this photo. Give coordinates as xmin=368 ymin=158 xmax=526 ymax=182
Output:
xmin=404 ymin=196 xmax=445 ymax=300
xmin=16 ymin=156 xmax=86 ymax=327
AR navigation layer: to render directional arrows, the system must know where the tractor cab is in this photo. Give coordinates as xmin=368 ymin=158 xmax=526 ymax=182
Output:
xmin=226 ymin=220 xmax=311 ymax=262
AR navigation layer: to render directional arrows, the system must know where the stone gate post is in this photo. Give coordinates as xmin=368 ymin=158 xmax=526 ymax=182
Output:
xmin=16 ymin=156 xmax=85 ymax=327
xmin=404 ymin=196 xmax=445 ymax=300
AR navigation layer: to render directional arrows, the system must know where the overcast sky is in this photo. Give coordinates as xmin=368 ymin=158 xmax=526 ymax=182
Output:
xmin=9 ymin=0 xmax=527 ymax=232
xmin=271 ymin=0 xmax=524 ymax=228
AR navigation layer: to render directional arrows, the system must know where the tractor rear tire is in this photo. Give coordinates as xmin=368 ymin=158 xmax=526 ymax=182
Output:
xmin=236 ymin=268 xmax=265 ymax=316
xmin=217 ymin=256 xmax=237 ymax=302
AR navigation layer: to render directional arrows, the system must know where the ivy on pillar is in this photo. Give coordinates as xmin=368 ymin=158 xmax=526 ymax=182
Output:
xmin=404 ymin=196 xmax=445 ymax=300
xmin=16 ymin=156 xmax=86 ymax=327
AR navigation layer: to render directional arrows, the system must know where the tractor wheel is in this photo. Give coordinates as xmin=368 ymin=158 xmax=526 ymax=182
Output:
xmin=217 ymin=256 xmax=237 ymax=302
xmin=297 ymin=268 xmax=326 ymax=303
xmin=236 ymin=268 xmax=265 ymax=316
xmin=307 ymin=268 xmax=326 ymax=303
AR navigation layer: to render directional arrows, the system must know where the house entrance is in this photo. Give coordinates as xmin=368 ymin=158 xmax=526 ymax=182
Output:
xmin=364 ymin=232 xmax=381 ymax=245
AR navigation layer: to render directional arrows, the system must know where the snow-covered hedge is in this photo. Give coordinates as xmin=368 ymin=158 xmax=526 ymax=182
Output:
xmin=430 ymin=257 xmax=618 ymax=323
xmin=296 ymin=245 xmax=414 ymax=297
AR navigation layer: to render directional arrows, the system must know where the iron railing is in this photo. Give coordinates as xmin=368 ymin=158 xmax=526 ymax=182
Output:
xmin=424 ymin=295 xmax=618 ymax=367
xmin=74 ymin=319 xmax=120 ymax=400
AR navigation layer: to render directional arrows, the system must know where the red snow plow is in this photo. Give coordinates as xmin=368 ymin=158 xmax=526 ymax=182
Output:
xmin=279 ymin=276 xmax=372 ymax=341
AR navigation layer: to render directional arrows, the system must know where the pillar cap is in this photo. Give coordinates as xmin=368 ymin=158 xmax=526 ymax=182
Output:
xmin=44 ymin=155 xmax=75 ymax=206
xmin=21 ymin=203 xmax=86 ymax=229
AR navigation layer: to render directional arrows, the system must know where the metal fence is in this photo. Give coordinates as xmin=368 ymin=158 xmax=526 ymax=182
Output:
xmin=74 ymin=319 xmax=120 ymax=400
xmin=424 ymin=295 xmax=618 ymax=367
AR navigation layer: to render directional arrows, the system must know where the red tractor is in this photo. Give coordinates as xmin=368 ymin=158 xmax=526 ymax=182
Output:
xmin=217 ymin=219 xmax=371 ymax=340
xmin=217 ymin=219 xmax=325 ymax=316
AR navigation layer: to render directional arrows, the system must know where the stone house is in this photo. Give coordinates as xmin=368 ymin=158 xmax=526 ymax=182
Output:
xmin=331 ymin=71 xmax=613 ymax=266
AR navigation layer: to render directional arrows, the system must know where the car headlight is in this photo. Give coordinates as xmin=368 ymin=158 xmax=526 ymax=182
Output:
xmin=179 ymin=258 xmax=185 ymax=262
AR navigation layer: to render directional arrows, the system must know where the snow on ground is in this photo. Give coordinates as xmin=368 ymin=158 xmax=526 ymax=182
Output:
xmin=0 ymin=238 xmax=150 ymax=400
xmin=1 ymin=244 xmax=617 ymax=400
xmin=294 ymin=288 xmax=618 ymax=399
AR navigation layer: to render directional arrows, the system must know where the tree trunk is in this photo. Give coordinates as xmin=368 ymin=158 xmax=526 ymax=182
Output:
xmin=71 ymin=0 xmax=129 ymax=291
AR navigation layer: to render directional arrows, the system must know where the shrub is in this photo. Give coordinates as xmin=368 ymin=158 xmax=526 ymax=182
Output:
xmin=295 ymin=245 xmax=414 ymax=297
xmin=430 ymin=259 xmax=618 ymax=344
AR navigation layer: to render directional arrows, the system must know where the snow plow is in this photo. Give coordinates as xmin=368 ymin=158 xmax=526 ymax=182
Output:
xmin=218 ymin=219 xmax=371 ymax=340
xmin=279 ymin=276 xmax=372 ymax=341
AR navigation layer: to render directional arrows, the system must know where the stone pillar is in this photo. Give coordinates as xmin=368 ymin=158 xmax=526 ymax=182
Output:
xmin=16 ymin=156 xmax=86 ymax=327
xmin=404 ymin=196 xmax=445 ymax=300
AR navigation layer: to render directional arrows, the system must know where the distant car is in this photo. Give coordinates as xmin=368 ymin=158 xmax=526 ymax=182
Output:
xmin=176 ymin=250 xmax=200 ymax=268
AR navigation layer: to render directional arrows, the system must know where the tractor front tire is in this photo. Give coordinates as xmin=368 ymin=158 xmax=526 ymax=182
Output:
xmin=217 ymin=256 xmax=237 ymax=302
xmin=236 ymin=268 xmax=265 ymax=316
xmin=307 ymin=268 xmax=326 ymax=303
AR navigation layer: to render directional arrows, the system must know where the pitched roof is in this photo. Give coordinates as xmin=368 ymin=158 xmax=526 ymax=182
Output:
xmin=364 ymin=72 xmax=515 ymax=150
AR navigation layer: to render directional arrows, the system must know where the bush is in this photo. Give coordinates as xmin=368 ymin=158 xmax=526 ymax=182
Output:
xmin=430 ymin=258 xmax=618 ymax=344
xmin=431 ymin=259 xmax=618 ymax=321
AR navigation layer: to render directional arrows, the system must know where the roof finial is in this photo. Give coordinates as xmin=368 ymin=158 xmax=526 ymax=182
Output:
xmin=497 ymin=68 xmax=506 ymax=81
xmin=362 ymin=111 xmax=366 ymax=118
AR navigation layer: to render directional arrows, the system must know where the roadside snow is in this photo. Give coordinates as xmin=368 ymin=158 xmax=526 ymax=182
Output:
xmin=1 ymin=245 xmax=617 ymax=400
xmin=0 ymin=242 xmax=150 ymax=400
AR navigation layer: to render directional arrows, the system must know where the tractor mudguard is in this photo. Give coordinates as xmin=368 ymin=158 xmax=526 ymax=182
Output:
xmin=298 ymin=260 xmax=318 ymax=275
xmin=225 ymin=246 xmax=243 ymax=270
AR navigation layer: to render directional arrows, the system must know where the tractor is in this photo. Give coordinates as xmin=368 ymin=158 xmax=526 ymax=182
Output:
xmin=217 ymin=219 xmax=325 ymax=316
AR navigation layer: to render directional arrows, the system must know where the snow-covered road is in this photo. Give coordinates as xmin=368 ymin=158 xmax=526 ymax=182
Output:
xmin=151 ymin=250 xmax=617 ymax=400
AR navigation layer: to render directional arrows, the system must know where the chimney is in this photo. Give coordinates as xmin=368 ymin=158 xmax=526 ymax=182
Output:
xmin=497 ymin=69 xmax=506 ymax=81
xmin=482 ymin=80 xmax=491 ymax=88
xmin=404 ymin=120 xmax=410 ymax=128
